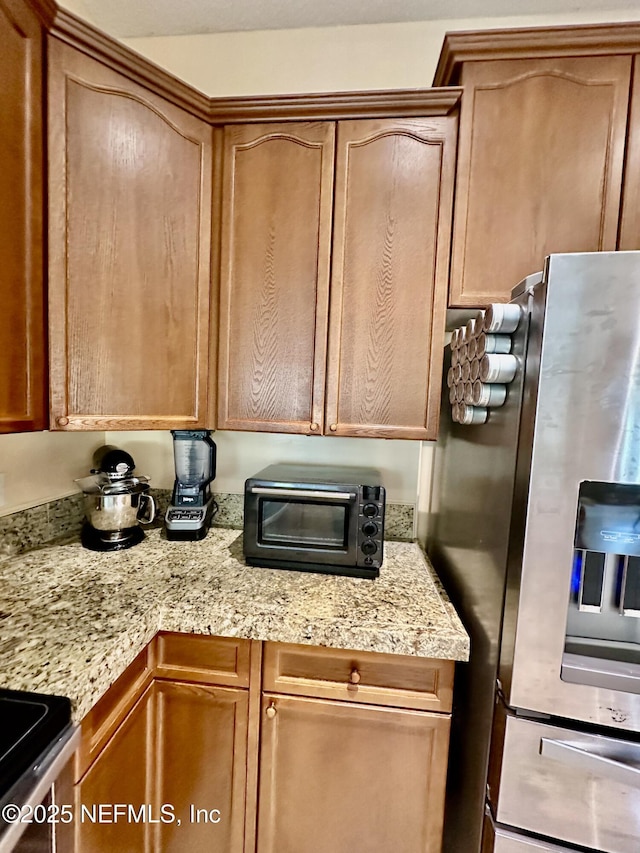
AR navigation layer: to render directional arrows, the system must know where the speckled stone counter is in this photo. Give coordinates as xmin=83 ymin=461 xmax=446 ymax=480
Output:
xmin=0 ymin=529 xmax=469 ymax=721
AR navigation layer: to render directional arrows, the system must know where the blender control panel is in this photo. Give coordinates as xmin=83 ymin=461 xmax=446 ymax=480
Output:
xmin=166 ymin=508 xmax=206 ymax=523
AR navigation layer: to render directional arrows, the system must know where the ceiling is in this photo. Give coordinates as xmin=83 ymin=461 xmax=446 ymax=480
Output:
xmin=68 ymin=0 xmax=640 ymax=39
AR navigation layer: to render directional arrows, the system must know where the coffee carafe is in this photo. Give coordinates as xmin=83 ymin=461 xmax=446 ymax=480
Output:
xmin=75 ymin=446 xmax=156 ymax=551
xmin=165 ymin=430 xmax=217 ymax=540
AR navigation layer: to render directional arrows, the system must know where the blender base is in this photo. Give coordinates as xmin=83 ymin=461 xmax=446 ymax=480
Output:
xmin=81 ymin=524 xmax=145 ymax=552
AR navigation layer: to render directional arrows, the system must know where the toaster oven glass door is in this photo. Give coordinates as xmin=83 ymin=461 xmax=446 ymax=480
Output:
xmin=259 ymin=498 xmax=349 ymax=551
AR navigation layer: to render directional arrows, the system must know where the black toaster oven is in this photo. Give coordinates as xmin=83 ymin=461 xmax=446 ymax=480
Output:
xmin=243 ymin=464 xmax=385 ymax=579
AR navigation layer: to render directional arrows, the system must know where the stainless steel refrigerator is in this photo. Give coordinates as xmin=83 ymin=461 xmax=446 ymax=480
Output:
xmin=428 ymin=251 xmax=640 ymax=853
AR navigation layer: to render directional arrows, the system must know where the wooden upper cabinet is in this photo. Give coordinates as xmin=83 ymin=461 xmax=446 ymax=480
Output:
xmin=619 ymin=59 xmax=640 ymax=249
xmin=0 ymin=0 xmax=46 ymax=433
xmin=218 ymin=122 xmax=334 ymax=434
xmin=325 ymin=118 xmax=456 ymax=439
xmin=47 ymin=38 xmax=213 ymax=430
xmin=449 ymin=56 xmax=632 ymax=306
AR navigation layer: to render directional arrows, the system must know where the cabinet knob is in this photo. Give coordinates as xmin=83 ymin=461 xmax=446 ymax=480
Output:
xmin=56 ymin=416 xmax=69 ymax=427
xmin=329 ymin=424 xmax=337 ymax=432
xmin=349 ymin=668 xmax=361 ymax=685
xmin=266 ymin=702 xmax=277 ymax=719
xmin=309 ymin=422 xmax=319 ymax=432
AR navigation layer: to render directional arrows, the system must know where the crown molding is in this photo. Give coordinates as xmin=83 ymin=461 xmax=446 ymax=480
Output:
xmin=433 ymin=21 xmax=640 ymax=86
xmin=48 ymin=6 xmax=211 ymax=121
xmin=208 ymin=88 xmax=462 ymax=124
xmin=26 ymin=0 xmax=56 ymax=28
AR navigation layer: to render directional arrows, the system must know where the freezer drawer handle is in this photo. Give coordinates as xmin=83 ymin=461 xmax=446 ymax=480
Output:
xmin=540 ymin=737 xmax=640 ymax=788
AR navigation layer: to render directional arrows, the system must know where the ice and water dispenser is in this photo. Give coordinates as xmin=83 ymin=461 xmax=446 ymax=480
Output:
xmin=564 ymin=481 xmax=640 ymax=690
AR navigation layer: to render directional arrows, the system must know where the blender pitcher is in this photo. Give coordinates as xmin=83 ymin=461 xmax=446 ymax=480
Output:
xmin=165 ymin=431 xmax=217 ymax=540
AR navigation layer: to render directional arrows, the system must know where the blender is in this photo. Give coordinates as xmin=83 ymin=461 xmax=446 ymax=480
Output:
xmin=75 ymin=446 xmax=156 ymax=551
xmin=165 ymin=430 xmax=217 ymax=540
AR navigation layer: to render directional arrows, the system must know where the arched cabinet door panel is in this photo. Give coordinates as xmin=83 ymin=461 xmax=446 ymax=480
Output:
xmin=218 ymin=122 xmax=335 ymax=435
xmin=47 ymin=37 xmax=213 ymax=430
xmin=325 ymin=118 xmax=456 ymax=440
xmin=449 ymin=56 xmax=631 ymax=306
xmin=0 ymin=0 xmax=46 ymax=432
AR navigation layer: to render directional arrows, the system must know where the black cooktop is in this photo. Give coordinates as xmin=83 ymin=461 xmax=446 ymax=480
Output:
xmin=0 ymin=688 xmax=72 ymax=798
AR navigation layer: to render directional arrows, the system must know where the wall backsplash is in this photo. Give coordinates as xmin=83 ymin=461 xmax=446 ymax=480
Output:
xmin=0 ymin=493 xmax=85 ymax=558
xmin=0 ymin=491 xmax=415 ymax=558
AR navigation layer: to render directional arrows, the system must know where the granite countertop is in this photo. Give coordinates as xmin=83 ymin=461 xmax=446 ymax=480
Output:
xmin=0 ymin=529 xmax=469 ymax=721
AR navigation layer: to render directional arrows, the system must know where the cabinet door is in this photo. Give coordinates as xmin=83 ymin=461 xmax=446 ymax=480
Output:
xmin=218 ymin=122 xmax=334 ymax=434
xmin=152 ymin=680 xmax=249 ymax=853
xmin=325 ymin=118 xmax=455 ymax=440
xmin=257 ymin=694 xmax=451 ymax=853
xmin=450 ymin=56 xmax=631 ymax=306
xmin=0 ymin=0 xmax=46 ymax=432
xmin=619 ymin=59 xmax=640 ymax=249
xmin=75 ymin=685 xmax=153 ymax=853
xmin=47 ymin=38 xmax=212 ymax=430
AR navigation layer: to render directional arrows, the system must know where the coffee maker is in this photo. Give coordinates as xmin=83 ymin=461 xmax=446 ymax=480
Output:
xmin=75 ymin=446 xmax=156 ymax=551
xmin=165 ymin=430 xmax=217 ymax=540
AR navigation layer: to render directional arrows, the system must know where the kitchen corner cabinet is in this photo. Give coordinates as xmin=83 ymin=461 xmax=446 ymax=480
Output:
xmin=47 ymin=38 xmax=213 ymax=431
xmin=72 ymin=635 xmax=454 ymax=853
xmin=257 ymin=642 xmax=452 ymax=853
xmin=449 ymin=56 xmax=631 ymax=306
xmin=0 ymin=0 xmax=47 ymax=432
xmin=218 ymin=117 xmax=456 ymax=440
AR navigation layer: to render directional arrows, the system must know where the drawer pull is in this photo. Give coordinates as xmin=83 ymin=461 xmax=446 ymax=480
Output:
xmin=540 ymin=737 xmax=640 ymax=788
xmin=266 ymin=702 xmax=277 ymax=719
xmin=349 ymin=668 xmax=361 ymax=685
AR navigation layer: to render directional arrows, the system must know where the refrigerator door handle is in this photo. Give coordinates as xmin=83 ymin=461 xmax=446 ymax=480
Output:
xmin=540 ymin=737 xmax=640 ymax=788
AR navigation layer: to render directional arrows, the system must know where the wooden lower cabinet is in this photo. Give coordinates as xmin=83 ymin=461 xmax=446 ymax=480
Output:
xmin=152 ymin=680 xmax=249 ymax=853
xmin=257 ymin=693 xmax=450 ymax=853
xmin=75 ymin=684 xmax=154 ymax=853
xmin=73 ymin=636 xmax=452 ymax=853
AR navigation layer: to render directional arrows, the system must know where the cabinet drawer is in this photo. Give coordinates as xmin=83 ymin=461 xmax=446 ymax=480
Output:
xmin=263 ymin=642 xmax=453 ymax=712
xmin=153 ymin=632 xmax=251 ymax=688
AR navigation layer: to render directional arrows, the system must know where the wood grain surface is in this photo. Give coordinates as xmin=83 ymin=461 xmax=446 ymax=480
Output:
xmin=47 ymin=38 xmax=212 ymax=430
xmin=152 ymin=681 xmax=248 ymax=853
xmin=449 ymin=56 xmax=631 ymax=306
xmin=619 ymin=59 xmax=640 ymax=250
xmin=0 ymin=0 xmax=46 ymax=432
xmin=75 ymin=686 xmax=154 ymax=852
xmin=218 ymin=122 xmax=334 ymax=434
xmin=257 ymin=693 xmax=451 ymax=853
xmin=325 ymin=118 xmax=456 ymax=440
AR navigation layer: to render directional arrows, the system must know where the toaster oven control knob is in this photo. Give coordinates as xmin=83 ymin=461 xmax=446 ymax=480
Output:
xmin=362 ymin=520 xmax=378 ymax=537
xmin=361 ymin=539 xmax=378 ymax=556
xmin=363 ymin=503 xmax=378 ymax=518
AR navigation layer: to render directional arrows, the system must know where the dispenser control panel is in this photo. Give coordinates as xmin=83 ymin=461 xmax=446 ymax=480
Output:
xmin=563 ymin=481 xmax=640 ymax=692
